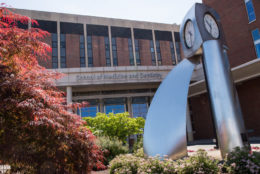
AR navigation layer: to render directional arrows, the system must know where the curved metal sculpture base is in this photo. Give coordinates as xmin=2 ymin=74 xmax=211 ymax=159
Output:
xmin=143 ymin=59 xmax=195 ymax=160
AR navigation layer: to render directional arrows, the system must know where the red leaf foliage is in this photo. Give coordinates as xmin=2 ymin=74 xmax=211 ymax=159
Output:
xmin=0 ymin=7 xmax=105 ymax=173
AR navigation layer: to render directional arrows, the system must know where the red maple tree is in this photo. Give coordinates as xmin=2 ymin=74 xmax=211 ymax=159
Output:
xmin=0 ymin=5 xmax=104 ymax=173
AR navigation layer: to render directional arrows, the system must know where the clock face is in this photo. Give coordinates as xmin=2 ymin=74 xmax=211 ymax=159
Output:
xmin=204 ymin=14 xmax=219 ymax=39
xmin=184 ymin=20 xmax=195 ymax=48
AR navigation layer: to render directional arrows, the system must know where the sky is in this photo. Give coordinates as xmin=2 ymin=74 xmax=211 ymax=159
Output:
xmin=1 ymin=0 xmax=202 ymax=25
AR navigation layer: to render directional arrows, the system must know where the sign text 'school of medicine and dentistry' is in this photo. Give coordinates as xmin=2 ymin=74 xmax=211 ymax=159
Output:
xmin=76 ymin=72 xmax=163 ymax=82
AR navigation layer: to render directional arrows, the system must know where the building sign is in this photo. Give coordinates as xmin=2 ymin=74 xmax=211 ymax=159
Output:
xmin=76 ymin=72 xmax=162 ymax=82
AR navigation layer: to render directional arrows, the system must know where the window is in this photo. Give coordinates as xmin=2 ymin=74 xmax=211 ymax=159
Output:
xmin=51 ymin=33 xmax=58 ymax=68
xmin=135 ymin=39 xmax=141 ymax=65
xmin=150 ymin=40 xmax=156 ymax=65
xmin=252 ymin=29 xmax=260 ymax=58
xmin=60 ymin=34 xmax=66 ymax=68
xmin=104 ymin=98 xmax=125 ymax=114
xmin=245 ymin=0 xmax=256 ymax=23
xmin=112 ymin=37 xmax=118 ymax=66
xmin=155 ymin=40 xmax=162 ymax=65
xmin=132 ymin=97 xmax=148 ymax=119
xmin=104 ymin=36 xmax=111 ymax=66
xmin=170 ymin=41 xmax=176 ymax=65
xmin=128 ymin=38 xmax=135 ymax=65
xmin=80 ymin=35 xmax=86 ymax=67
xmin=80 ymin=106 xmax=98 ymax=117
xmin=175 ymin=42 xmax=181 ymax=63
xmin=87 ymin=35 xmax=93 ymax=67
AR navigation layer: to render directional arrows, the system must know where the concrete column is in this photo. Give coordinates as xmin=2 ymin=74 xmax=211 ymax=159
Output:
xmin=131 ymin=28 xmax=137 ymax=66
xmin=84 ymin=24 xmax=88 ymax=67
xmin=171 ymin=31 xmax=179 ymax=64
xmin=152 ymin=29 xmax=158 ymax=66
xmin=66 ymin=86 xmax=72 ymax=112
xmin=108 ymin=26 xmax=113 ymax=66
xmin=57 ymin=21 xmax=61 ymax=68
xmin=99 ymin=98 xmax=104 ymax=113
xmin=127 ymin=97 xmax=133 ymax=117
xmin=186 ymin=103 xmax=194 ymax=142
xmin=28 ymin=19 xmax=31 ymax=29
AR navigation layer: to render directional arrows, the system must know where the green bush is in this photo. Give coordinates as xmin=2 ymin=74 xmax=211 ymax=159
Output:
xmin=109 ymin=154 xmax=141 ymax=174
xmin=223 ymin=146 xmax=260 ymax=174
xmin=109 ymin=149 xmax=220 ymax=174
xmin=83 ymin=112 xmax=145 ymax=142
xmin=96 ymin=136 xmax=129 ymax=165
xmin=175 ymin=149 xmax=220 ymax=174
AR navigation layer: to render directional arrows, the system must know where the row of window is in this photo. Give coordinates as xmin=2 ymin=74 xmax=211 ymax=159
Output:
xmin=244 ymin=0 xmax=260 ymax=58
xmin=51 ymin=34 xmax=181 ymax=68
xmin=77 ymin=97 xmax=149 ymax=118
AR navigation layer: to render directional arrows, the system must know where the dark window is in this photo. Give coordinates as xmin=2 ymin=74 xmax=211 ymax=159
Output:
xmin=245 ymin=0 xmax=256 ymax=23
xmin=170 ymin=41 xmax=176 ymax=65
xmin=150 ymin=40 xmax=156 ymax=65
xmin=60 ymin=34 xmax=66 ymax=68
xmin=135 ymin=39 xmax=141 ymax=65
xmin=174 ymin=32 xmax=182 ymax=63
xmin=80 ymin=35 xmax=86 ymax=67
xmin=252 ymin=29 xmax=260 ymax=58
xmin=104 ymin=36 xmax=111 ymax=66
xmin=132 ymin=97 xmax=148 ymax=119
xmin=51 ymin=33 xmax=58 ymax=69
xmin=111 ymin=37 xmax=118 ymax=66
xmin=87 ymin=36 xmax=93 ymax=67
xmin=155 ymin=40 xmax=162 ymax=65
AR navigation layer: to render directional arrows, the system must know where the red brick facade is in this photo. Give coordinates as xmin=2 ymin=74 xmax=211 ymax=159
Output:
xmin=203 ymin=0 xmax=260 ymax=67
xmin=116 ymin=37 xmax=130 ymax=66
xmin=190 ymin=77 xmax=260 ymax=140
xmin=66 ymin=34 xmax=80 ymax=68
xmin=160 ymin=41 xmax=172 ymax=65
xmin=139 ymin=39 xmax=152 ymax=66
xmin=92 ymin=35 xmax=106 ymax=67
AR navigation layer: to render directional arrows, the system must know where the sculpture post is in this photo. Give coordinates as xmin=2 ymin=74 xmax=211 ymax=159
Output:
xmin=144 ymin=3 xmax=249 ymax=159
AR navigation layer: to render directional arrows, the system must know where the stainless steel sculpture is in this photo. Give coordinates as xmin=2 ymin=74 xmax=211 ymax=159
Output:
xmin=144 ymin=3 xmax=249 ymax=159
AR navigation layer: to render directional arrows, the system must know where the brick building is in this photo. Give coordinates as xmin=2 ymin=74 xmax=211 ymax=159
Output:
xmin=14 ymin=0 xmax=260 ymax=143
xmin=188 ymin=0 xmax=260 ymax=141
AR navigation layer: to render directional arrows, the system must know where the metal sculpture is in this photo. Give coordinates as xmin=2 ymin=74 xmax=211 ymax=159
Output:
xmin=144 ymin=3 xmax=249 ymax=159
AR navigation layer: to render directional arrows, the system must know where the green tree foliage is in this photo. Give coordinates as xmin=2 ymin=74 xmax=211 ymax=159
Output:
xmin=83 ymin=112 xmax=145 ymax=142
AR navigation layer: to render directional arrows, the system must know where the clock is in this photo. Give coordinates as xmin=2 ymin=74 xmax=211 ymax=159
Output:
xmin=204 ymin=14 xmax=219 ymax=39
xmin=184 ymin=20 xmax=195 ymax=48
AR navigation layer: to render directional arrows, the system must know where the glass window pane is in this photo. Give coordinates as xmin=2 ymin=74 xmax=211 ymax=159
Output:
xmin=245 ymin=0 xmax=256 ymax=22
xmin=52 ymin=41 xmax=57 ymax=48
xmin=81 ymin=106 xmax=98 ymax=117
xmin=80 ymin=49 xmax=85 ymax=57
xmin=60 ymin=34 xmax=65 ymax=42
xmin=87 ymin=36 xmax=92 ymax=43
xmin=105 ymin=105 xmax=125 ymax=114
xmin=132 ymin=103 xmax=148 ymax=119
xmin=52 ymin=33 xmax=57 ymax=41
xmin=52 ymin=48 xmax=58 ymax=56
xmin=80 ymin=35 xmax=84 ymax=43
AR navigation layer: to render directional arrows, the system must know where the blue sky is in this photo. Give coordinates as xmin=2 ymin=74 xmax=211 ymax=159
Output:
xmin=2 ymin=0 xmax=202 ymax=24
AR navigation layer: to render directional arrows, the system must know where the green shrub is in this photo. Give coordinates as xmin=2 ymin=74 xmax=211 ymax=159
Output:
xmin=109 ymin=154 xmax=141 ymax=174
xmin=133 ymin=136 xmax=143 ymax=153
xmin=96 ymin=136 xmax=129 ymax=166
xmin=223 ymin=146 xmax=260 ymax=174
xmin=83 ymin=112 xmax=145 ymax=142
xmin=175 ymin=149 xmax=220 ymax=174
